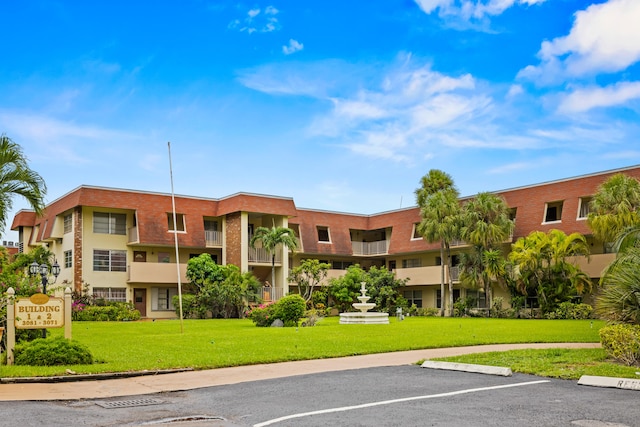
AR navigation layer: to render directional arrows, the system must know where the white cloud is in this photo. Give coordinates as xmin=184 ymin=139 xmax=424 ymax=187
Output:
xmin=230 ymin=5 xmax=281 ymax=34
xmin=414 ymin=0 xmax=547 ymax=21
xmin=558 ymin=81 xmax=640 ymax=113
xmin=283 ymin=39 xmax=304 ymax=55
xmin=520 ymin=0 xmax=640 ymax=83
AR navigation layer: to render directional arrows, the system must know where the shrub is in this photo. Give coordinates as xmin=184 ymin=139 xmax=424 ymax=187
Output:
xmin=172 ymin=294 xmax=203 ymax=319
xmin=73 ymin=302 xmax=140 ymax=321
xmin=14 ymin=336 xmax=93 ymax=366
xmin=247 ymin=303 xmax=276 ymax=327
xmin=544 ymin=302 xmax=593 ymax=320
xmin=599 ymin=323 xmax=640 ymax=366
xmin=273 ymin=294 xmax=306 ymax=326
xmin=416 ymin=307 xmax=439 ymax=317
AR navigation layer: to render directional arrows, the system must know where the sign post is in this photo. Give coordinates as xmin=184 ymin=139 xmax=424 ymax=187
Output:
xmin=4 ymin=287 xmax=72 ymax=366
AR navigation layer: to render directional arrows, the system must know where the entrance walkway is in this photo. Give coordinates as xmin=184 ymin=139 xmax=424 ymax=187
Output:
xmin=0 ymin=343 xmax=599 ymax=401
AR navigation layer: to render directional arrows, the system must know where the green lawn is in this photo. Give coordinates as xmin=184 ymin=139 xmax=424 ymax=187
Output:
xmin=1 ymin=316 xmax=611 ymax=378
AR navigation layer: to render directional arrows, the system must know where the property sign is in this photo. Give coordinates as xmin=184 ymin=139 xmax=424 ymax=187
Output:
xmin=14 ymin=294 xmax=65 ymax=329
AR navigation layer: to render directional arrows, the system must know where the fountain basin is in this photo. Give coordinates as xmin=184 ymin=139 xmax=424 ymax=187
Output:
xmin=339 ymin=311 xmax=390 ymax=324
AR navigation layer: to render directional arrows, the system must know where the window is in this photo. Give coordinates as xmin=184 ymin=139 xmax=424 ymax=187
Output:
xmin=388 ymin=260 xmax=397 ymax=271
xmin=204 ymin=220 xmax=218 ymax=231
xmin=317 ymin=226 xmax=330 ymax=242
xmin=93 ymin=250 xmax=127 ymax=272
xmin=466 ymin=290 xmax=487 ymax=309
xmin=93 ymin=287 xmax=126 ymax=302
xmin=543 ymin=201 xmax=563 ymax=223
xmin=152 ymin=287 xmax=177 ymax=311
xmin=158 ymin=252 xmax=170 ymax=263
xmin=402 ymin=258 xmax=422 ymax=268
xmin=578 ymin=197 xmax=592 ymax=219
xmin=412 ymin=223 xmax=422 ymax=240
xmin=331 ymin=260 xmax=353 ymax=270
xmin=437 ymin=289 xmax=460 ymax=309
xmin=63 ymin=214 xmax=72 ymax=234
xmin=436 ymin=255 xmax=459 ymax=266
xmin=94 ymin=212 xmax=126 ymax=235
xmin=509 ymin=208 xmax=517 ymax=223
xmin=64 ymin=250 xmax=72 ymax=268
xmin=167 ymin=213 xmax=186 ymax=232
xmin=403 ymin=290 xmax=423 ymax=308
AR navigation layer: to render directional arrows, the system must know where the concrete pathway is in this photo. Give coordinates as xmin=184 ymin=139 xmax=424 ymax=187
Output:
xmin=0 ymin=343 xmax=600 ymax=401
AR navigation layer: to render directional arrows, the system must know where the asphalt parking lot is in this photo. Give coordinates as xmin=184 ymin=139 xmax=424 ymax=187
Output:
xmin=2 ymin=365 xmax=638 ymax=427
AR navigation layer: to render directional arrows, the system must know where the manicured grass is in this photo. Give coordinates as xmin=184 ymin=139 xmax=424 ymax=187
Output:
xmin=0 ymin=316 xmax=605 ymax=378
xmin=434 ymin=348 xmax=640 ymax=380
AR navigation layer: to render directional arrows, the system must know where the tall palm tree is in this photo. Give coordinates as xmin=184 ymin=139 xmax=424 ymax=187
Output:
xmin=587 ymin=173 xmax=640 ymax=245
xmin=249 ymin=225 xmax=299 ymax=292
xmin=0 ymin=135 xmax=47 ymax=232
xmin=459 ymin=192 xmax=514 ymax=313
xmin=415 ymin=169 xmax=460 ymax=317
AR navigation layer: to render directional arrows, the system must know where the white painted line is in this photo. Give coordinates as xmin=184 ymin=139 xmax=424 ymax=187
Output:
xmin=253 ymin=380 xmax=549 ymax=427
xmin=578 ymin=375 xmax=640 ymax=391
xmin=421 ymin=360 xmax=512 ymax=376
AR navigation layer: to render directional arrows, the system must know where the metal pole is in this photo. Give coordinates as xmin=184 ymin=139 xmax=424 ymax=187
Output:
xmin=168 ymin=142 xmax=185 ymax=333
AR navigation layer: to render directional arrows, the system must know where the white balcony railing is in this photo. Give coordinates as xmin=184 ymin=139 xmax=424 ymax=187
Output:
xmin=260 ymin=287 xmax=285 ymax=302
xmin=352 ymin=240 xmax=389 ymax=256
xmin=205 ymin=230 xmax=223 ymax=246
xmin=128 ymin=226 xmax=139 ymax=243
xmin=248 ymin=247 xmax=282 ymax=264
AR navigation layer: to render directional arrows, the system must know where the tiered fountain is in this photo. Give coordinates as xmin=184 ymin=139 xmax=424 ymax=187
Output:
xmin=339 ymin=282 xmax=389 ymax=324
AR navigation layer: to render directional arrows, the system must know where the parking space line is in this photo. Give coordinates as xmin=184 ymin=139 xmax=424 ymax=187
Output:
xmin=253 ymin=379 xmax=550 ymax=426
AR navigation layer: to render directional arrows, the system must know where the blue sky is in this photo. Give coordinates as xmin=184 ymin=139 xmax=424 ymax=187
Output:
xmin=1 ymin=0 xmax=639 ymax=241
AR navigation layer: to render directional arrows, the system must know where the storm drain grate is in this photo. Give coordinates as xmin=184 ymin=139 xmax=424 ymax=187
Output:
xmin=96 ymin=398 xmax=164 ymax=409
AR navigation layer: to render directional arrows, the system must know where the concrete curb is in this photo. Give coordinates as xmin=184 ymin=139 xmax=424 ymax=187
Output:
xmin=421 ymin=360 xmax=512 ymax=376
xmin=0 ymin=368 xmax=194 ymax=384
xmin=578 ymin=375 xmax=640 ymax=391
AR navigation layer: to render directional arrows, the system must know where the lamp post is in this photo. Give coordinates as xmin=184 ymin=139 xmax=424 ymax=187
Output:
xmin=29 ymin=260 xmax=61 ymax=338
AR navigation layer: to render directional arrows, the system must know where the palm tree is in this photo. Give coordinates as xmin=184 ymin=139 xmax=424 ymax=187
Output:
xmin=249 ymin=225 xmax=299 ymax=293
xmin=459 ymin=192 xmax=514 ymax=313
xmin=0 ymin=135 xmax=47 ymax=232
xmin=587 ymin=173 xmax=640 ymax=246
xmin=509 ymin=230 xmax=591 ymax=314
xmin=596 ymin=224 xmax=640 ymax=324
xmin=415 ymin=169 xmax=460 ymax=317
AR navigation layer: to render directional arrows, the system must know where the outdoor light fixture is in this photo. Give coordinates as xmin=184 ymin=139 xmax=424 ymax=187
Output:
xmin=29 ymin=259 xmax=61 ymax=338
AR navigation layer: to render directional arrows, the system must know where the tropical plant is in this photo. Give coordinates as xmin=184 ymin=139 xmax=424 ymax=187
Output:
xmin=587 ymin=173 xmax=640 ymax=246
xmin=288 ymin=258 xmax=330 ymax=305
xmin=509 ymin=229 xmax=592 ymax=314
xmin=186 ymin=253 xmax=261 ymax=318
xmin=458 ymin=192 xmax=514 ymax=313
xmin=596 ymin=227 xmax=640 ymax=325
xmin=249 ymin=225 xmax=299 ymax=289
xmin=415 ymin=169 xmax=460 ymax=316
xmin=0 ymin=135 xmax=47 ymax=233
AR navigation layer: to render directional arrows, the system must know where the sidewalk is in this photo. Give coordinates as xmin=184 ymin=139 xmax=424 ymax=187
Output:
xmin=0 ymin=343 xmax=600 ymax=401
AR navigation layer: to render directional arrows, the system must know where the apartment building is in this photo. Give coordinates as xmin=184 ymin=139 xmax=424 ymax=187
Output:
xmin=11 ymin=165 xmax=640 ymax=319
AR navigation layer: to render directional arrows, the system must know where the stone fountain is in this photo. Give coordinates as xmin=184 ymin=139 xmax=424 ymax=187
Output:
xmin=339 ymin=282 xmax=390 ymax=324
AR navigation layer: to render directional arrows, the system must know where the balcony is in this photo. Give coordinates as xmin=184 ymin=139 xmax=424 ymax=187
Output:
xmin=205 ymin=230 xmax=223 ymax=247
xmin=128 ymin=226 xmax=139 ymax=244
xmin=570 ymin=253 xmax=616 ymax=278
xmin=394 ymin=265 xmax=458 ymax=286
xmin=248 ymin=247 xmax=282 ymax=264
xmin=351 ymin=240 xmax=389 ymax=256
xmin=128 ymin=262 xmax=188 ymax=284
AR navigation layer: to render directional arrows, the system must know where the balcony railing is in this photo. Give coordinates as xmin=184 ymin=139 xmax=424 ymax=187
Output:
xmin=248 ymin=247 xmax=282 ymax=264
xmin=205 ymin=230 xmax=223 ymax=246
xmin=128 ymin=226 xmax=139 ymax=243
xmin=260 ymin=287 xmax=285 ymax=302
xmin=352 ymin=240 xmax=389 ymax=256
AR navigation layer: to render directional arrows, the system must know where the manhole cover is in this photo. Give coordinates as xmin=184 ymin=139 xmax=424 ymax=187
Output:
xmin=96 ymin=398 xmax=164 ymax=409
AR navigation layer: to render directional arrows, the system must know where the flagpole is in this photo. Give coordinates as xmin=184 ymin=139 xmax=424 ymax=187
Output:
xmin=168 ymin=141 xmax=184 ymax=333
